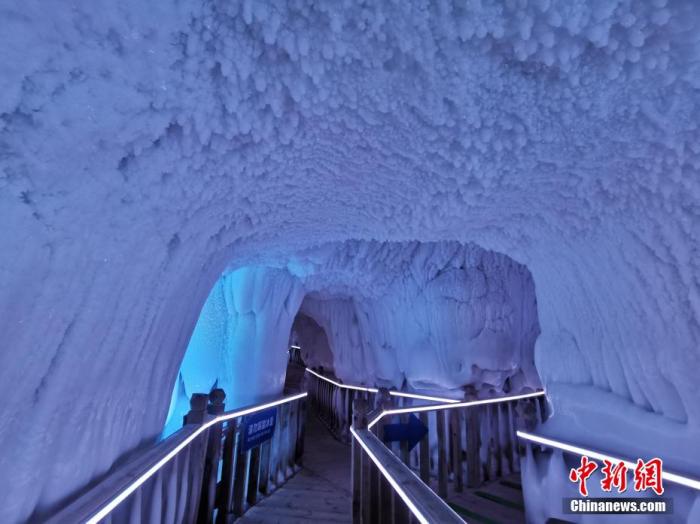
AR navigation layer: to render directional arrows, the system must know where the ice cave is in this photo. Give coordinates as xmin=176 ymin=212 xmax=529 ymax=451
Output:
xmin=0 ymin=1 xmax=698 ymax=523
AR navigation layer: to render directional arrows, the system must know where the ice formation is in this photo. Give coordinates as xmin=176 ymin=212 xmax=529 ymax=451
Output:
xmin=165 ymin=240 xmax=539 ymax=433
xmin=162 ymin=266 xmax=304 ymax=436
xmin=0 ymin=0 xmax=699 ymax=521
xmin=294 ymin=241 xmax=540 ymax=394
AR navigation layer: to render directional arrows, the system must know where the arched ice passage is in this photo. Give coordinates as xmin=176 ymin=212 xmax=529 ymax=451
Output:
xmin=0 ymin=1 xmax=699 ymax=521
xmin=164 ymin=241 xmax=541 ymax=435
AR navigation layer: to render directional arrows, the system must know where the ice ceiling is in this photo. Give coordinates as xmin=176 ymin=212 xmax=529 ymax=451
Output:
xmin=1 ymin=0 xmax=699 ymax=521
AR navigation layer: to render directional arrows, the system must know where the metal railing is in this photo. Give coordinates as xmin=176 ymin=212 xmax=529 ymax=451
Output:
xmin=351 ymin=398 xmax=464 ymax=524
xmin=288 ymin=345 xmax=305 ymax=366
xmin=45 ymin=360 xmax=560 ymax=524
xmin=305 ymin=367 xmax=379 ymax=441
xmin=305 ymin=366 xmax=460 ymax=442
xmin=346 ymin=385 xmax=546 ymax=523
xmin=369 ymin=389 xmax=546 ymax=495
xmin=48 ymin=391 xmax=307 ymax=523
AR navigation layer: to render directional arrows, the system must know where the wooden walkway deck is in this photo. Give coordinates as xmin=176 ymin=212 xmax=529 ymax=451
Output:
xmin=238 ymin=368 xmax=352 ymax=523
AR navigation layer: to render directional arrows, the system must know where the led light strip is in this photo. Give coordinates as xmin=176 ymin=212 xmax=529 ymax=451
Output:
xmin=517 ymin=430 xmax=700 ymax=492
xmin=86 ymin=392 xmax=308 ymax=524
xmin=305 ymin=367 xmax=460 ymax=404
xmin=351 ymin=427 xmax=435 ymax=524
xmin=368 ymin=390 xmax=546 ymax=429
xmin=305 ymin=367 xmax=379 ymax=393
xmin=389 ymin=391 xmax=460 ymax=404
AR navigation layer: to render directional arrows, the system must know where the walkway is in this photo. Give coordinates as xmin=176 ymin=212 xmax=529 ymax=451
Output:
xmin=238 ymin=371 xmax=352 ymax=523
xmin=257 ymin=362 xmax=529 ymax=523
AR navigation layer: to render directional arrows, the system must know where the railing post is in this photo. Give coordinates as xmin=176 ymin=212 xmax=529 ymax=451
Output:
xmin=198 ymin=389 xmax=225 ymax=524
xmin=436 ymin=408 xmax=448 ymax=498
xmin=295 ymin=396 xmax=307 ymax=466
xmin=216 ymin=420 xmax=237 ymax=523
xmin=352 ymin=397 xmax=368 ymax=524
xmin=449 ymin=408 xmax=464 ymax=492
xmin=507 ymin=401 xmax=520 ymax=473
xmin=375 ymin=388 xmax=394 ymax=523
xmin=246 ymin=446 xmax=261 ymax=506
xmin=516 ymin=397 xmax=538 ymax=432
xmin=184 ymin=393 xmax=209 ymax=523
xmin=286 ymin=398 xmax=299 ymax=472
xmin=419 ymin=411 xmax=430 ymax=484
xmin=232 ymin=427 xmax=249 ymax=517
xmin=258 ymin=440 xmax=272 ymax=496
xmin=184 ymin=393 xmax=209 ymax=425
xmin=464 ymin=386 xmax=481 ymax=488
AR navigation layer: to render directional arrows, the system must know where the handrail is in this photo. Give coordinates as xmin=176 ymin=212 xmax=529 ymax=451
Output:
xmin=49 ymin=392 xmax=307 ymax=524
xmin=305 ymin=367 xmax=460 ymax=404
xmin=351 ymin=427 xmax=464 ymax=524
xmin=46 ymin=425 xmax=201 ymax=524
xmin=306 ymin=367 xmax=379 ymax=393
xmin=517 ymin=430 xmax=700 ymax=492
xmin=368 ymin=390 xmax=546 ymax=428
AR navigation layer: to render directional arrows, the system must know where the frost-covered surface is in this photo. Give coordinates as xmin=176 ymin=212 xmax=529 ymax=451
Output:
xmin=163 ymin=266 xmax=303 ymax=436
xmin=1 ymin=0 xmax=699 ymax=520
xmin=290 ymin=312 xmax=334 ymax=371
xmin=167 ymin=240 xmax=538 ymax=431
xmin=293 ymin=241 xmax=540 ymax=394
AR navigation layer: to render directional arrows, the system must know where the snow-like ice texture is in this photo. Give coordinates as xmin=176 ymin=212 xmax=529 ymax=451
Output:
xmin=165 ymin=240 xmax=539 ymax=429
xmin=290 ymin=312 xmax=334 ymax=370
xmin=291 ymin=241 xmax=541 ymax=395
xmin=1 ymin=0 xmax=699 ymax=521
xmin=162 ymin=266 xmax=303 ymax=437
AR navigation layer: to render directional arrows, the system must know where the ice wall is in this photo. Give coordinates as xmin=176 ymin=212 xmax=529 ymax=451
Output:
xmin=294 ymin=241 xmax=540 ymax=396
xmin=1 ymin=0 xmax=699 ymax=520
xmin=290 ymin=312 xmax=334 ymax=370
xmin=163 ymin=266 xmax=303 ymax=435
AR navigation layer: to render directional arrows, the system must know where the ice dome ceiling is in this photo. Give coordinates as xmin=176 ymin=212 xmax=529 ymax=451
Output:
xmin=1 ymin=0 xmax=699 ymax=521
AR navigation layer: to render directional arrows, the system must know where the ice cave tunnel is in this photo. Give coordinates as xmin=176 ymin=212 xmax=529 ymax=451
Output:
xmin=0 ymin=1 xmax=699 ymax=523
xmin=163 ymin=241 xmax=542 ymax=436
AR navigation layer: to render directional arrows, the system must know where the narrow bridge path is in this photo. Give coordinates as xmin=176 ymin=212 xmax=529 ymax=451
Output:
xmin=238 ymin=408 xmax=352 ymax=523
xmin=236 ymin=360 xmax=351 ymax=522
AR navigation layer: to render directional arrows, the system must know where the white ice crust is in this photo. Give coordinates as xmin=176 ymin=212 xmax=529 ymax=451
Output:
xmin=1 ymin=0 xmax=699 ymax=520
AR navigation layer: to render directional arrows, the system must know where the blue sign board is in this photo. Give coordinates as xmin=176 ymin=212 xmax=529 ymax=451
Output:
xmin=241 ymin=408 xmax=277 ymax=451
xmin=382 ymin=413 xmax=428 ymax=452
